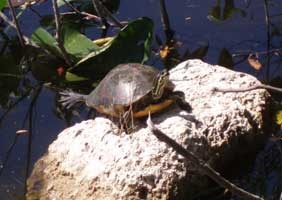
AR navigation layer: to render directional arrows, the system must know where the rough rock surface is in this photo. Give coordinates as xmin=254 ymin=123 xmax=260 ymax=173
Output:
xmin=27 ymin=59 xmax=270 ymax=200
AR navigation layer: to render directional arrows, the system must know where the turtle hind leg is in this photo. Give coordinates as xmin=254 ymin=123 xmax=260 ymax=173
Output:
xmin=171 ymin=91 xmax=192 ymax=112
xmin=59 ymin=91 xmax=87 ymax=109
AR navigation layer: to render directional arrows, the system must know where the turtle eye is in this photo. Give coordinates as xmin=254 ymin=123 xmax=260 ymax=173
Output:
xmin=160 ymin=69 xmax=169 ymax=77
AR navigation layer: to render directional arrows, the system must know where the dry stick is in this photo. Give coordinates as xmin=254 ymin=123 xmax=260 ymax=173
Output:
xmin=92 ymin=0 xmax=123 ymax=28
xmin=6 ymin=0 xmax=25 ymax=47
xmin=213 ymin=83 xmax=282 ymax=93
xmin=62 ymin=0 xmax=100 ymax=21
xmin=0 ymin=11 xmax=37 ymax=47
xmin=61 ymin=11 xmax=100 ymax=21
xmin=29 ymin=6 xmax=43 ymax=18
xmin=91 ymin=0 xmax=107 ymax=26
xmin=263 ymin=0 xmax=271 ymax=82
xmin=62 ymin=0 xmax=82 ymax=13
xmin=91 ymin=0 xmax=108 ymax=37
xmin=146 ymin=114 xmax=264 ymax=200
xmin=51 ymin=0 xmax=72 ymax=66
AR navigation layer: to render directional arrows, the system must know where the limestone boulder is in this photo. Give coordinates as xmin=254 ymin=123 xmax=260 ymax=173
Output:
xmin=27 ymin=59 xmax=270 ymax=200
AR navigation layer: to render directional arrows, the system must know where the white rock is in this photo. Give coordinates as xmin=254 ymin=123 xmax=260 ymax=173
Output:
xmin=27 ymin=60 xmax=270 ymax=200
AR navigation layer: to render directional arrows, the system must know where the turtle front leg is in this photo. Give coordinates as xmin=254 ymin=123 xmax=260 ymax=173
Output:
xmin=119 ymin=105 xmax=135 ymax=134
xmin=170 ymin=91 xmax=192 ymax=112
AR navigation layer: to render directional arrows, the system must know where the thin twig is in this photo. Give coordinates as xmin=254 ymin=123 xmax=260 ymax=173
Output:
xmin=0 ymin=11 xmax=37 ymax=47
xmin=62 ymin=11 xmax=100 ymax=21
xmin=62 ymin=0 xmax=100 ymax=21
xmin=263 ymin=0 xmax=271 ymax=82
xmin=62 ymin=0 xmax=81 ymax=13
xmin=91 ymin=0 xmax=107 ymax=25
xmin=213 ymin=83 xmax=282 ymax=93
xmin=29 ymin=6 xmax=43 ymax=18
xmin=92 ymin=0 xmax=123 ymax=28
xmin=52 ymin=0 xmax=72 ymax=66
xmin=62 ymin=0 xmax=124 ymax=27
xmin=91 ymin=0 xmax=109 ymax=37
xmin=7 ymin=0 xmax=25 ymax=47
xmin=146 ymin=114 xmax=264 ymax=200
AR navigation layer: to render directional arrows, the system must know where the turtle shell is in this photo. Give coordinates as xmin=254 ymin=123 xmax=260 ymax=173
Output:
xmin=86 ymin=63 xmax=174 ymax=118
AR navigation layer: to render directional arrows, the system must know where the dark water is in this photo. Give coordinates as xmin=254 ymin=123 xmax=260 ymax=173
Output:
xmin=0 ymin=0 xmax=282 ymax=199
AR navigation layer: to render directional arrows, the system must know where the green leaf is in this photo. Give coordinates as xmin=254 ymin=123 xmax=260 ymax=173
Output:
xmin=65 ymin=71 xmax=89 ymax=82
xmin=191 ymin=43 xmax=209 ymax=59
xmin=0 ymin=0 xmax=6 ymax=10
xmin=31 ymin=28 xmax=64 ymax=59
xmin=217 ymin=48 xmax=233 ymax=69
xmin=39 ymin=15 xmax=55 ymax=28
xmin=63 ymin=25 xmax=100 ymax=61
xmin=208 ymin=0 xmax=246 ymax=23
xmin=68 ymin=17 xmax=154 ymax=80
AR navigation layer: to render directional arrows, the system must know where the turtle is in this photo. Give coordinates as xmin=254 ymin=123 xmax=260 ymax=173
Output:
xmin=60 ymin=63 xmax=191 ymax=130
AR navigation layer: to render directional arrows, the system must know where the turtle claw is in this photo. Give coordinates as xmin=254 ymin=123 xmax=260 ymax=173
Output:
xmin=171 ymin=91 xmax=192 ymax=113
xmin=59 ymin=91 xmax=87 ymax=109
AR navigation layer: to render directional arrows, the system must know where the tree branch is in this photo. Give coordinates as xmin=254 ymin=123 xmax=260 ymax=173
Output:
xmin=0 ymin=11 xmax=39 ymax=47
xmin=7 ymin=0 xmax=25 ymax=47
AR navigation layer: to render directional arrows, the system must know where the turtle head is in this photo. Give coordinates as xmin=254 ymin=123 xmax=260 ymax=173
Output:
xmin=152 ymin=69 xmax=169 ymax=100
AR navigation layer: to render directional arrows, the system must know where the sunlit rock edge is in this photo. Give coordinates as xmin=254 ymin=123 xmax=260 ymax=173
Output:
xmin=26 ymin=59 xmax=270 ymax=200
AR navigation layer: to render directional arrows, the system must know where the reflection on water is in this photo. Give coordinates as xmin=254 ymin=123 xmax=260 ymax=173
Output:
xmin=230 ymin=139 xmax=282 ymax=199
xmin=1 ymin=0 xmax=282 ymax=199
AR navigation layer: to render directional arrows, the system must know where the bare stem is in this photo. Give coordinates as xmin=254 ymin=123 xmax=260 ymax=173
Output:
xmin=0 ymin=11 xmax=37 ymax=46
xmin=52 ymin=0 xmax=72 ymax=66
xmin=92 ymin=0 xmax=106 ymax=24
xmin=7 ymin=0 xmax=25 ymax=47
xmin=92 ymin=0 xmax=123 ymax=28
xmin=62 ymin=0 xmax=99 ymax=20
xmin=146 ymin=114 xmax=264 ymax=200
xmin=62 ymin=0 xmax=82 ymax=14
xmin=62 ymin=11 xmax=100 ymax=21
